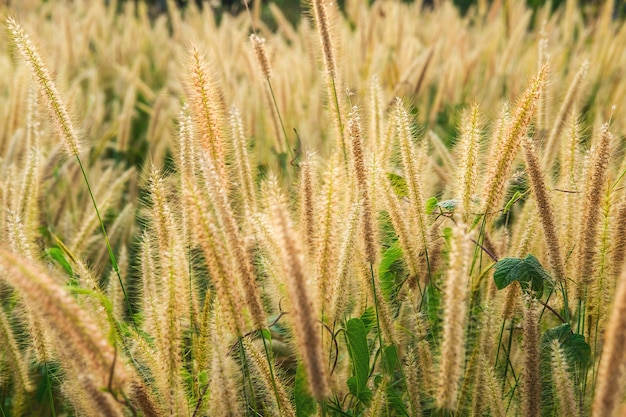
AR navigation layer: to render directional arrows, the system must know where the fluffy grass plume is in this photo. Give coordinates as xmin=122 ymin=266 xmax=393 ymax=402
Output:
xmin=1 ymin=2 xmax=626 ymax=416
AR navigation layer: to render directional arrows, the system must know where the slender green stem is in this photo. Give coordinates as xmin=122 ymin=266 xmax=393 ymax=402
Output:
xmin=266 ymin=79 xmax=293 ymax=162
xmin=238 ymin=337 xmax=257 ymax=416
xmin=187 ymin=246 xmax=195 ymax=397
xmin=501 ymin=320 xmax=515 ymax=393
xmin=559 ymin=281 xmax=571 ymax=323
xmin=329 ymin=76 xmax=347 ymax=172
xmin=494 ymin=318 xmax=506 ymax=368
xmin=260 ymin=331 xmax=284 ymax=417
xmin=45 ymin=362 xmax=56 ymax=417
xmin=505 ymin=374 xmax=520 ymax=415
xmin=75 ymin=156 xmax=137 ymax=330
xmin=319 ymin=399 xmax=328 ymax=417
xmin=369 ymin=263 xmax=385 ymax=361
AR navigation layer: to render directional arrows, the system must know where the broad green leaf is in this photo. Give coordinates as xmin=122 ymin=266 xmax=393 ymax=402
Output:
xmin=540 ymin=324 xmax=590 ymax=414
xmin=541 ymin=323 xmax=591 ymax=367
xmin=383 ymin=344 xmax=399 ymax=373
xmin=493 ymin=254 xmax=552 ymax=295
xmin=345 ymin=318 xmax=371 ymax=402
xmin=425 ymin=197 xmax=439 ymax=214
xmin=294 ymin=363 xmax=316 ymax=416
xmin=387 ymin=172 xmax=409 ymax=198
xmin=360 ymin=307 xmax=376 ymax=333
xmin=379 ymin=242 xmax=404 ymax=301
xmin=387 ymin=384 xmax=409 ymax=416
xmin=426 ymin=284 xmax=441 ymax=332
xmin=46 ymin=247 xmax=73 ymax=276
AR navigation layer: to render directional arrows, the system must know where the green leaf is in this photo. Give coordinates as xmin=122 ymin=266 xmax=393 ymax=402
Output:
xmin=426 ymin=284 xmax=441 ymax=333
xmin=493 ymin=254 xmax=552 ymax=295
xmin=425 ymin=196 xmax=439 ymax=214
xmin=387 ymin=172 xmax=408 ymax=198
xmin=383 ymin=344 xmax=399 ymax=373
xmin=443 ymin=227 xmax=453 ymax=246
xmin=345 ymin=318 xmax=371 ymax=403
xmin=387 ymin=384 xmax=409 ymax=416
xmin=503 ymin=191 xmax=522 ymax=214
xmin=542 ymin=324 xmax=591 ymax=367
xmin=379 ymin=242 xmax=404 ymax=301
xmin=539 ymin=323 xmax=591 ymax=414
xmin=437 ymin=199 xmax=458 ymax=211
xmin=360 ymin=307 xmax=376 ymax=333
xmin=46 ymin=247 xmax=73 ymax=276
xmin=198 ymin=370 xmax=209 ymax=386
xmin=261 ymin=328 xmax=272 ymax=342
xmin=294 ymin=362 xmax=316 ymax=416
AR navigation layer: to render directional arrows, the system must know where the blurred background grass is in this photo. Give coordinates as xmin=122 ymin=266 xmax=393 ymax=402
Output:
xmin=126 ymin=0 xmax=626 ymax=25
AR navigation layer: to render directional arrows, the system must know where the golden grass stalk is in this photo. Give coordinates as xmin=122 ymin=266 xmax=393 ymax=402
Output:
xmin=576 ymin=123 xmax=612 ymax=290
xmin=243 ymin=338 xmax=296 ymax=417
xmin=315 ymin=158 xmax=342 ymax=320
xmin=249 ymin=34 xmax=289 ymax=156
xmin=610 ymin=195 xmax=626 ymax=278
xmin=139 ymin=233 xmax=164 ymax=356
xmin=0 ymin=308 xmax=33 ymax=396
xmin=250 ymin=33 xmax=272 ymax=80
xmin=522 ymin=298 xmax=541 ymax=417
xmin=592 ymin=267 xmax=626 ymax=417
xmin=348 ymin=106 xmax=376 ymax=264
xmin=229 ymin=106 xmax=257 ymax=216
xmin=394 ymin=99 xmax=429 ymax=267
xmin=185 ymin=178 xmax=246 ymax=335
xmin=480 ymin=354 xmax=505 ymax=417
xmin=370 ymin=75 xmax=385 ymax=159
xmin=271 ymin=201 xmax=329 ymax=401
xmin=482 ymin=66 xmax=547 ymax=214
xmin=129 ymin=378 xmax=164 ymax=417
xmin=311 ymin=0 xmax=337 ymax=79
xmin=551 ymin=340 xmax=577 ymax=417
xmin=208 ymin=304 xmax=243 ymax=417
xmin=299 ymin=152 xmax=317 ymax=256
xmin=193 ymin=294 xmax=213 ymax=378
xmin=456 ymin=104 xmax=482 ymax=220
xmin=521 ymin=134 xmax=566 ymax=282
xmin=6 ymin=210 xmax=35 ymax=261
xmin=381 ymin=176 xmax=421 ymax=281
xmin=537 ymin=24 xmax=549 ymax=131
xmin=177 ymin=106 xmax=195 ymax=231
xmin=405 ymin=348 xmax=424 ymax=417
xmin=417 ymin=338 xmax=435 ymax=397
xmin=436 ymin=222 xmax=471 ymax=411
xmin=0 ymin=247 xmax=128 ymax=391
xmin=6 ymin=17 xmax=81 ymax=157
xmin=330 ymin=201 xmax=360 ymax=323
xmin=147 ymin=169 xmax=187 ymax=413
xmin=310 ymin=0 xmax=346 ymax=166
xmin=17 ymin=146 xmax=39 ymax=239
xmin=188 ymin=45 xmax=227 ymax=183
xmin=542 ymin=60 xmax=589 ymax=168
xmin=197 ymin=156 xmax=266 ymax=330
xmin=365 ymin=377 xmax=388 ymax=417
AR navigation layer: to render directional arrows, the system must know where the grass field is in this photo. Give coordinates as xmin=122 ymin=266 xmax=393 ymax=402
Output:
xmin=1 ymin=0 xmax=626 ymax=416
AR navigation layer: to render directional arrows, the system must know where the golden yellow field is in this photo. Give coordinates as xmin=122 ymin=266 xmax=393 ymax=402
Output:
xmin=1 ymin=0 xmax=626 ymax=416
